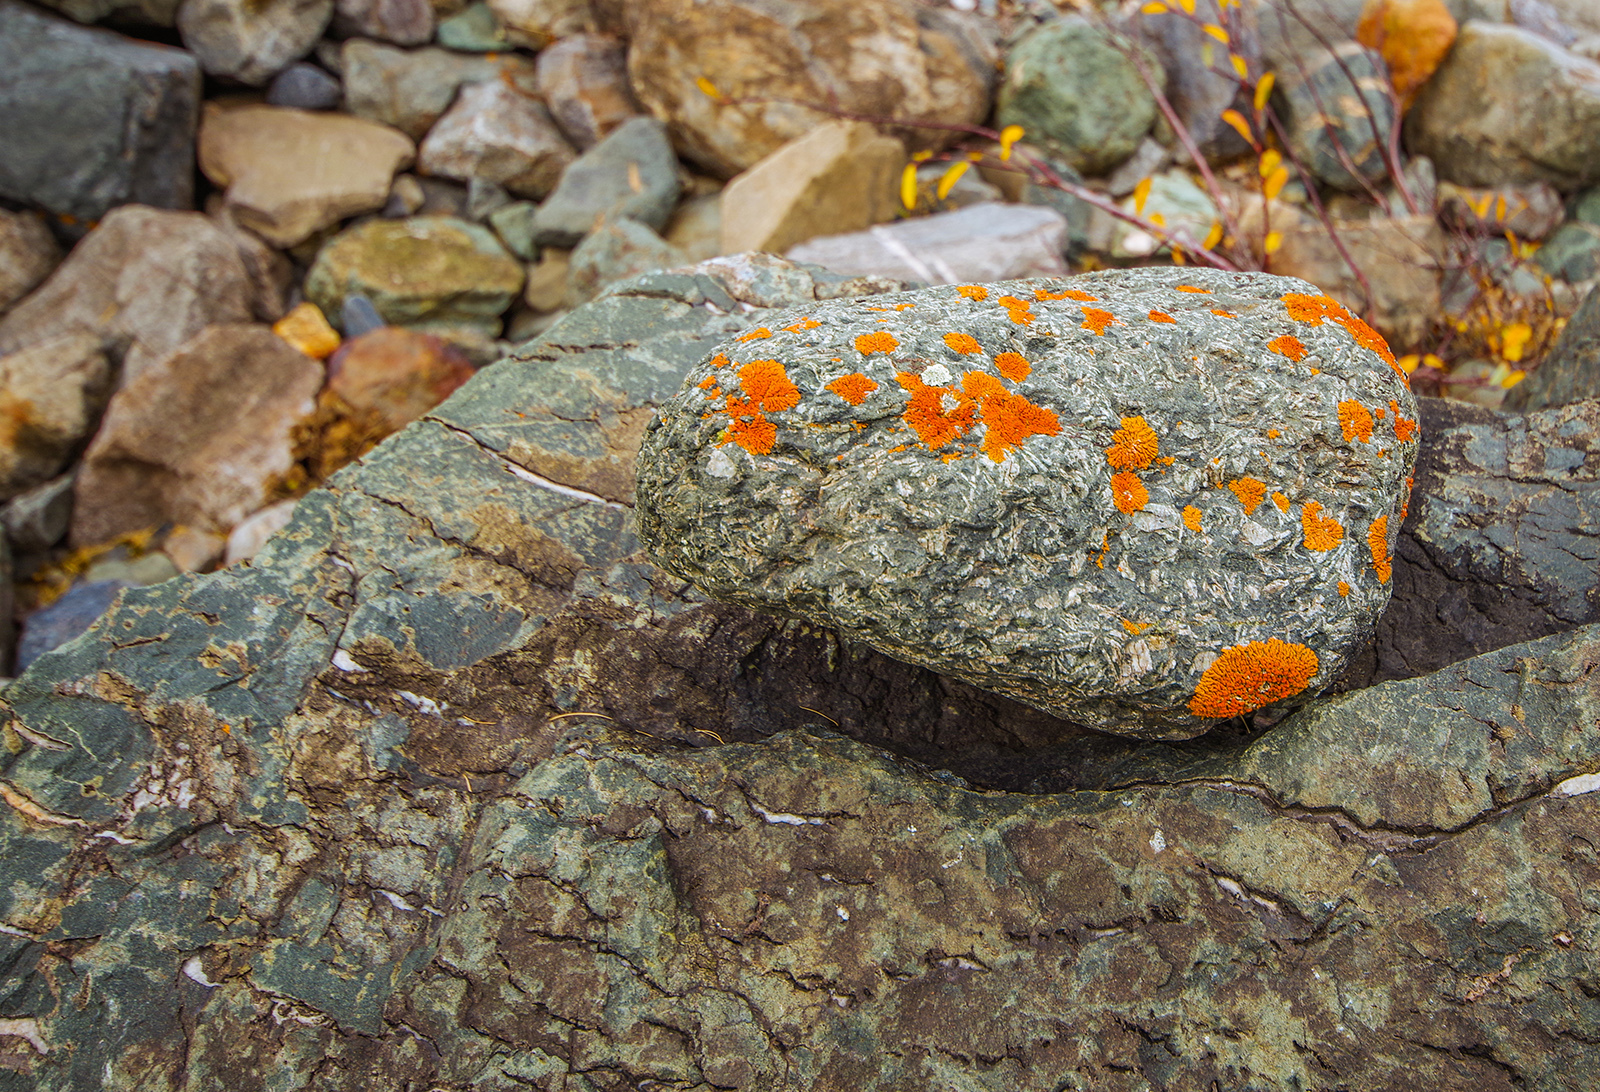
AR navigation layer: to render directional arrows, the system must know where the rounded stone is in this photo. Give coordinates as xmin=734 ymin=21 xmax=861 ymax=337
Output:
xmin=636 ymin=267 xmax=1419 ymax=739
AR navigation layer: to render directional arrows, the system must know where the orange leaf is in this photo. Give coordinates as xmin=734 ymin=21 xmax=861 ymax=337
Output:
xmin=1204 ymin=24 xmax=1230 ymax=44
xmin=1133 ymin=176 xmax=1153 ymax=215
xmin=1221 ymin=109 xmax=1255 ymax=146
xmin=1141 ymin=1 xmax=1168 ymax=11
xmin=1231 ymin=53 xmax=1249 ymax=79
xmin=1253 ymin=72 xmax=1275 ymax=113
xmin=1259 ymin=149 xmax=1282 ymax=178
xmin=1202 ymin=221 xmax=1224 ymax=250
xmin=695 ymin=76 xmax=723 ymax=102
xmin=1263 ymin=164 xmax=1289 ymax=200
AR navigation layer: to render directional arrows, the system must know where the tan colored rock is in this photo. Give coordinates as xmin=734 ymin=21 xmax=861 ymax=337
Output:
xmin=0 ymin=206 xmax=271 ymax=386
xmin=416 ymin=80 xmax=575 ymax=199
xmin=199 ymin=103 xmax=415 ymax=247
xmin=1268 ymin=214 xmax=1444 ymax=350
xmin=719 ymin=121 xmax=904 ymax=256
xmin=224 ymin=498 xmax=299 ymax=566
xmin=0 ymin=210 xmax=62 ymax=315
xmin=535 ymin=32 xmax=641 ymax=149
xmin=625 ymin=0 xmax=994 ymax=177
xmin=523 ymin=249 xmax=571 ymax=311
xmin=487 ymin=0 xmax=592 ymax=46
xmin=0 ymin=334 xmax=111 ymax=502
xmin=71 ymin=324 xmax=324 ymax=545
xmin=663 ymin=191 xmax=722 ymax=262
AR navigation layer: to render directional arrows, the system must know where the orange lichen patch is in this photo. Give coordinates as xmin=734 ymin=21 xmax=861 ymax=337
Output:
xmin=961 ymin=371 xmax=1006 ymax=401
xmin=1157 ymin=455 xmax=1175 ymax=466
xmin=738 ymin=360 xmax=800 ymax=412
xmin=897 ymin=372 xmax=975 ymax=450
xmin=1282 ymin=292 xmax=1350 ymax=325
xmin=1368 ymin=515 xmax=1392 ymax=583
xmin=1301 ymin=501 xmax=1344 ymax=551
xmin=1188 ymin=639 xmax=1319 ymax=718
xmin=827 ymin=373 xmax=878 ymax=406
xmin=943 ymin=331 xmax=983 ymax=355
xmin=1272 ymin=491 xmax=1291 ymax=512
xmin=1266 ymin=428 xmax=1281 ymax=439
xmin=895 ymin=303 xmax=915 ymax=310
xmin=1338 ymin=399 xmax=1375 ymax=443
xmin=1148 ymin=311 xmax=1177 ymax=324
xmin=994 ymin=352 xmax=1031 ymax=382
xmin=1338 ymin=581 xmax=1351 ymax=597
xmin=709 ymin=352 xmax=730 ymax=369
xmin=1122 ymin=619 xmax=1151 ymax=635
xmin=1335 ymin=313 xmax=1397 ymax=368
xmin=1183 ymin=505 xmax=1203 ymax=532
xmin=997 ymin=295 xmax=1035 ymax=326
xmin=1175 ymin=285 xmax=1212 ymax=294
xmin=1209 ymin=309 xmax=1235 ymax=318
xmin=1228 ymin=476 xmax=1266 ymax=515
xmin=1081 ymin=308 xmax=1117 ymax=335
xmin=1391 ymin=401 xmax=1418 ymax=442
xmin=1111 ymin=471 xmax=1148 ymax=513
xmin=1106 ymin=416 xmax=1159 ymax=470
xmin=782 ymin=317 xmax=821 ymax=333
xmin=978 ymin=388 xmax=1060 ymax=462
xmin=1036 ymin=287 xmax=1098 ymax=301
xmin=855 ymin=331 xmax=899 ymax=355
xmin=737 ymin=327 xmax=773 ymax=342
xmin=1267 ymin=334 xmax=1307 ymax=361
xmin=726 ymin=414 xmax=777 ymax=455
xmin=957 ymin=285 xmax=988 ymax=301
xmin=1374 ymin=406 xmax=1386 ymax=419
xmin=697 ymin=375 xmax=720 ymax=391
xmin=1309 ymin=367 xmax=1321 ymax=376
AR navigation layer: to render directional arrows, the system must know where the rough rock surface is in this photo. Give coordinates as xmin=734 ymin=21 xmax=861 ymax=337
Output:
xmin=0 ymin=210 xmax=62 ymax=316
xmin=624 ymin=0 xmax=995 ymax=177
xmin=0 ymin=0 xmax=200 ymax=221
xmin=1406 ymin=21 xmax=1600 ymax=190
xmin=1504 ymin=283 xmax=1600 ymax=412
xmin=0 ymin=335 xmax=112 ymax=503
xmin=339 ymin=39 xmax=534 ymax=140
xmin=534 ymin=31 xmax=642 ymax=150
xmin=1282 ymin=43 xmax=1397 ymax=192
xmin=530 ymin=116 xmax=682 ymax=247
xmin=176 ymin=0 xmax=333 ymax=85
xmin=564 ymin=215 xmax=688 ymax=306
xmin=416 ymin=79 xmax=576 ymax=200
xmin=4 ymin=257 xmax=1600 ymax=1090
xmin=787 ymin=202 xmax=1071 ymax=285
xmin=636 ymin=268 xmax=1420 ymax=737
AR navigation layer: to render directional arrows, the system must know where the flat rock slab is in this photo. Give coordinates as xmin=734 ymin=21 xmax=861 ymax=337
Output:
xmin=638 ymin=267 xmax=1419 ymax=737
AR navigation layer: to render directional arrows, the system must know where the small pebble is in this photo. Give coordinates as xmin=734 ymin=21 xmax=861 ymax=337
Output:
xmin=265 ymin=63 xmax=343 ymax=111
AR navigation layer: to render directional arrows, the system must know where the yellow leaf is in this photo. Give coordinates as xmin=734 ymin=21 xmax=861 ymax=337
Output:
xmin=1203 ymin=221 xmax=1224 ymax=249
xmin=1253 ymin=72 xmax=1275 ymax=113
xmin=1148 ymin=211 xmax=1166 ymax=227
xmin=1204 ymin=23 xmax=1230 ymax=43
xmin=1178 ymin=0 xmax=1195 ymax=12
xmin=1172 ymin=246 xmax=1187 ymax=265
xmin=1503 ymin=369 xmax=1526 ymax=389
xmin=1263 ymin=231 xmax=1283 ymax=255
xmin=1396 ymin=354 xmax=1420 ymax=374
xmin=1259 ymin=149 xmax=1282 ymax=178
xmin=998 ymin=124 xmax=1024 ymax=162
xmin=1141 ymin=1 xmax=1168 ymax=11
xmin=1133 ymin=176 xmax=1153 ymax=215
xmin=967 ymin=150 xmax=985 ymax=162
xmin=900 ymin=163 xmax=919 ymax=211
xmin=1494 ymin=194 xmax=1508 ymax=222
xmin=911 ymin=149 xmax=934 ymax=163
xmin=1263 ymin=165 xmax=1289 ymax=200
xmin=1221 ymin=109 xmax=1254 ymax=146
xmin=937 ymin=161 xmax=970 ymax=201
xmin=695 ymin=76 xmax=723 ymax=102
xmin=1500 ymin=321 xmax=1533 ymax=363
xmin=1469 ymin=194 xmax=1492 ymax=219
xmin=1424 ymin=354 xmax=1444 ymax=370
xmin=1231 ymin=53 xmax=1248 ymax=79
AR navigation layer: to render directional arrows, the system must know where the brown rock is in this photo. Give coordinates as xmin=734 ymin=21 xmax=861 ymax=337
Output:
xmin=326 ymin=327 xmax=475 ymax=432
xmin=0 ymin=209 xmax=62 ymax=315
xmin=719 ymin=120 xmax=904 ymax=256
xmin=534 ymin=32 xmax=641 ymax=149
xmin=416 ymin=80 xmax=576 ymax=199
xmin=1268 ymin=214 xmax=1444 ymax=350
xmin=1356 ymin=0 xmax=1458 ymax=110
xmin=331 ymin=0 xmax=434 ymax=44
xmin=0 ymin=206 xmax=271 ymax=386
xmin=0 ymin=334 xmax=111 ymax=502
xmin=522 ymin=248 xmax=571 ymax=312
xmin=625 ymin=0 xmax=994 ymax=178
xmin=198 ymin=103 xmax=416 ymax=248
xmin=71 ymin=324 xmax=323 ymax=545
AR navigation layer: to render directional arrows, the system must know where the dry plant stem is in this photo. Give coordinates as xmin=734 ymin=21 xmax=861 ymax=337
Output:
xmin=714 ymin=93 xmax=1240 ymax=269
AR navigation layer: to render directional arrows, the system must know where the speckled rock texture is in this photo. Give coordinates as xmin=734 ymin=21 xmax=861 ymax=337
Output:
xmin=637 ymin=268 xmax=1420 ymax=738
xmin=6 ymin=257 xmax=1600 ymax=1092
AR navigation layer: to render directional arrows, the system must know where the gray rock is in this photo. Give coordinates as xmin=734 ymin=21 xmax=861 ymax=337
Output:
xmin=564 ymin=216 xmax=687 ymax=306
xmin=340 ymin=39 xmax=533 ymax=141
xmin=1407 ymin=21 xmax=1600 ymax=190
xmin=1 ymin=472 xmax=75 ymax=557
xmin=534 ymin=31 xmax=641 ymax=150
xmin=1101 ymin=135 xmax=1172 ymax=198
xmin=996 ymin=16 xmax=1159 ymax=176
xmin=434 ymin=0 xmax=508 ymax=50
xmin=416 ymin=80 xmax=576 ymax=200
xmin=1129 ymin=0 xmax=1258 ymax=161
xmin=177 ymin=0 xmax=333 ymax=85
xmin=14 ymin=579 xmax=127 ymax=673
xmin=1511 ymin=0 xmax=1579 ymax=43
xmin=1438 ymin=179 xmax=1566 ymax=239
xmin=787 ymin=202 xmax=1071 ymax=285
xmin=31 ymin=0 xmax=181 ymax=26
xmin=0 ymin=0 xmax=199 ymax=220
xmin=330 ymin=0 xmax=433 ymax=45
xmin=0 ymin=334 xmax=112 ymax=502
xmin=486 ymin=200 xmax=539 ymax=259
xmin=1503 ymin=284 xmax=1600 ymax=412
xmin=635 ymin=267 xmax=1420 ymax=738
xmin=341 ymin=294 xmax=386 ymax=337
xmin=264 ymin=62 xmax=343 ymax=109
xmin=531 ymin=116 xmax=682 ymax=247
xmin=1531 ymin=220 xmax=1600 ymax=281
xmin=1282 ymin=42 xmax=1397 ymax=192
xmin=0 ymin=209 xmax=62 ymax=315
xmin=1575 ymin=185 xmax=1600 ymax=224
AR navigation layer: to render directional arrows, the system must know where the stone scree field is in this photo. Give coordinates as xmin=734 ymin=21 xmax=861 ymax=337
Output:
xmin=2 ymin=254 xmax=1600 ymax=1091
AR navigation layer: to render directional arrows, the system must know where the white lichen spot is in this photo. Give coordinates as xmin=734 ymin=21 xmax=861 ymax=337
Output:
xmin=1149 ymin=829 xmax=1166 ymax=854
xmin=331 ymin=649 xmax=367 ymax=673
xmin=1553 ymin=771 xmax=1600 ymax=797
xmin=922 ymin=363 xmax=954 ymax=386
xmin=705 ymin=445 xmax=737 ymax=479
xmin=837 ymin=905 xmax=850 ymax=922
xmin=749 ymin=802 xmax=825 ymax=826
xmin=938 ymin=390 xmax=962 ymax=415
xmin=376 ymin=890 xmax=418 ymax=912
xmin=0 ymin=1017 xmax=48 ymax=1054
xmin=94 ymin=830 xmax=135 ymax=845
xmin=1239 ymin=520 xmax=1274 ymax=547
xmin=182 ymin=956 xmax=220 ymax=989
xmin=398 ymin=691 xmax=443 ymax=717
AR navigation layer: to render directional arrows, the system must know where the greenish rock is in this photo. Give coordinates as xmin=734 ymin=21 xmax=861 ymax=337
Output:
xmin=433 ymin=0 xmax=507 ymax=50
xmin=636 ymin=267 xmax=1419 ymax=738
xmin=531 ymin=115 xmax=683 ymax=247
xmin=1531 ymin=221 xmax=1600 ymax=282
xmin=564 ymin=215 xmax=687 ymax=306
xmin=305 ymin=216 xmax=525 ymax=336
xmin=1283 ymin=42 xmax=1396 ymax=192
xmin=996 ymin=16 xmax=1159 ymax=176
xmin=1109 ymin=167 xmax=1218 ymax=258
xmin=486 ymin=199 xmax=539 ymax=259
xmin=1573 ymin=186 xmax=1600 ymax=225
xmin=3 ymin=255 xmax=1599 ymax=1091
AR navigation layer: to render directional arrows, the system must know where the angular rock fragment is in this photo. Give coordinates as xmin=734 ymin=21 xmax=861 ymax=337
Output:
xmin=637 ymin=267 xmax=1420 ymax=737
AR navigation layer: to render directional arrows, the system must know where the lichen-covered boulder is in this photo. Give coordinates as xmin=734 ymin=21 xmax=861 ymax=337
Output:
xmin=636 ymin=267 xmax=1420 ymax=738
